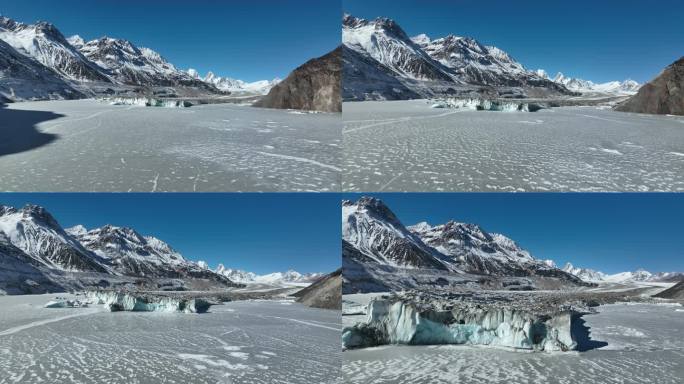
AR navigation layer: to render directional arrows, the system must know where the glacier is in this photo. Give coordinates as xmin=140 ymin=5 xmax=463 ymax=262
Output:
xmin=87 ymin=291 xmax=212 ymax=313
xmin=104 ymin=97 xmax=192 ymax=108
xmin=342 ymin=298 xmax=576 ymax=352
xmin=430 ymin=98 xmax=545 ymax=112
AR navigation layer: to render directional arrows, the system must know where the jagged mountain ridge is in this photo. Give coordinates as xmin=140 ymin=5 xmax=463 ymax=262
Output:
xmin=342 ymin=197 xmax=583 ymax=285
xmin=0 ymin=14 xmax=221 ymax=100
xmin=0 ymin=204 xmax=239 ymax=294
xmin=342 ymin=14 xmax=574 ymax=100
xmin=0 ymin=16 xmax=111 ymax=83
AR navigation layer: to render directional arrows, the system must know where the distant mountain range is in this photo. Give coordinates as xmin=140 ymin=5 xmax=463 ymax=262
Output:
xmin=209 ymin=264 xmax=323 ymax=286
xmin=0 ymin=15 xmax=281 ymax=101
xmin=186 ymin=69 xmax=280 ymax=95
xmin=342 ymin=14 xmax=640 ymax=101
xmin=0 ymin=203 xmax=241 ymax=294
xmin=561 ymin=262 xmax=683 ymax=283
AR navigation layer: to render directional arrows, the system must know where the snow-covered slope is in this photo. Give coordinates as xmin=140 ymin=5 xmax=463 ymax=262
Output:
xmin=343 ymin=15 xmax=455 ymax=83
xmin=0 ymin=205 xmax=108 ymax=272
xmin=187 ymin=69 xmax=280 ymax=95
xmin=0 ymin=16 xmax=110 ymax=82
xmin=213 ymin=264 xmax=322 ymax=286
xmin=342 ymin=197 xmax=447 ymax=270
xmin=0 ymin=38 xmax=83 ymax=101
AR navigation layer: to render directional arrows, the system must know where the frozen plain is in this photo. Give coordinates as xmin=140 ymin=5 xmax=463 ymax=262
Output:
xmin=342 ymin=303 xmax=684 ymax=384
xmin=0 ymin=100 xmax=341 ymax=192
xmin=343 ymin=100 xmax=684 ymax=192
xmin=0 ymin=294 xmax=341 ymax=384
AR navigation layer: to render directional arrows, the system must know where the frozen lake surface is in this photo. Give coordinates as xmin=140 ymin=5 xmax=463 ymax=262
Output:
xmin=0 ymin=100 xmax=340 ymax=192
xmin=342 ymin=303 xmax=684 ymax=384
xmin=0 ymin=294 xmax=341 ymax=384
xmin=343 ymin=100 xmax=684 ymax=192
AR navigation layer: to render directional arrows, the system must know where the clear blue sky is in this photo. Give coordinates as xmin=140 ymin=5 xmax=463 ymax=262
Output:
xmin=344 ymin=0 xmax=684 ymax=83
xmin=1 ymin=0 xmax=341 ymax=82
xmin=346 ymin=193 xmax=684 ymax=274
xmin=0 ymin=193 xmax=340 ymax=275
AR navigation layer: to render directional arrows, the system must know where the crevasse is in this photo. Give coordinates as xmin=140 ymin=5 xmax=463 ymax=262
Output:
xmin=342 ymin=299 xmax=576 ymax=352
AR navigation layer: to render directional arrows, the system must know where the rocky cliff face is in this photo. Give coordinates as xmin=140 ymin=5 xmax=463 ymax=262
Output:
xmin=616 ymin=57 xmax=684 ymax=115
xmin=254 ymin=47 xmax=341 ymax=112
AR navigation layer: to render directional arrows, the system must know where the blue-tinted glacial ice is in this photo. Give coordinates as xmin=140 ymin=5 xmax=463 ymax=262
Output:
xmin=343 ymin=298 xmax=576 ymax=352
xmin=87 ymin=291 xmax=212 ymax=313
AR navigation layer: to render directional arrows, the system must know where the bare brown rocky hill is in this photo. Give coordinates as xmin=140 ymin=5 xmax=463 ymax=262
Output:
xmin=293 ymin=269 xmax=341 ymax=310
xmin=616 ymin=57 xmax=684 ymax=115
xmin=254 ymin=47 xmax=341 ymax=112
xmin=654 ymin=280 xmax=684 ymax=299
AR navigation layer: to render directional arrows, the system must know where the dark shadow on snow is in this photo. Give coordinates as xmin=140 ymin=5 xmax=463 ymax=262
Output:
xmin=572 ymin=314 xmax=608 ymax=352
xmin=0 ymin=102 xmax=63 ymax=157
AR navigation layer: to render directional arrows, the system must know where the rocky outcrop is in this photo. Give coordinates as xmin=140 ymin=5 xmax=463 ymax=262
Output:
xmin=293 ymin=269 xmax=342 ymax=310
xmin=615 ymin=57 xmax=684 ymax=115
xmin=654 ymin=280 xmax=684 ymax=299
xmin=254 ymin=47 xmax=341 ymax=112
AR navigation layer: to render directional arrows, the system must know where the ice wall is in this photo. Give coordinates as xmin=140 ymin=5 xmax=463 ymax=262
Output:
xmin=430 ymin=98 xmax=544 ymax=112
xmin=87 ymin=291 xmax=211 ymax=313
xmin=105 ymin=97 xmax=192 ymax=108
xmin=342 ymin=299 xmax=576 ymax=352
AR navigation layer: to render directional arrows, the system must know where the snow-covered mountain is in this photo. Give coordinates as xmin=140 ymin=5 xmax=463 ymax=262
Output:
xmin=0 ymin=38 xmax=83 ymax=100
xmin=561 ymin=263 xmax=682 ymax=283
xmin=0 ymin=16 xmax=110 ymax=82
xmin=77 ymin=37 xmax=215 ymax=90
xmin=0 ymin=203 xmax=240 ymax=294
xmin=549 ymin=72 xmax=640 ymax=95
xmin=186 ymin=69 xmax=280 ymax=95
xmin=212 ymin=264 xmax=322 ymax=285
xmin=342 ymin=197 xmax=447 ymax=270
xmin=562 ymin=263 xmax=606 ymax=282
xmin=342 ymin=197 xmax=582 ymax=285
xmin=0 ymin=14 xmax=223 ymax=101
xmin=342 ymin=14 xmax=572 ymax=100
xmin=0 ymin=205 xmax=109 ymax=273
xmin=67 ymin=224 xmax=215 ymax=279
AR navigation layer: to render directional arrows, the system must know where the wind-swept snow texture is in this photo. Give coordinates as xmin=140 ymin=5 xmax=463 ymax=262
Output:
xmin=343 ymin=100 xmax=684 ymax=192
xmin=0 ymin=100 xmax=340 ymax=192
xmin=0 ymin=294 xmax=341 ymax=384
xmin=342 ymin=303 xmax=684 ymax=384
